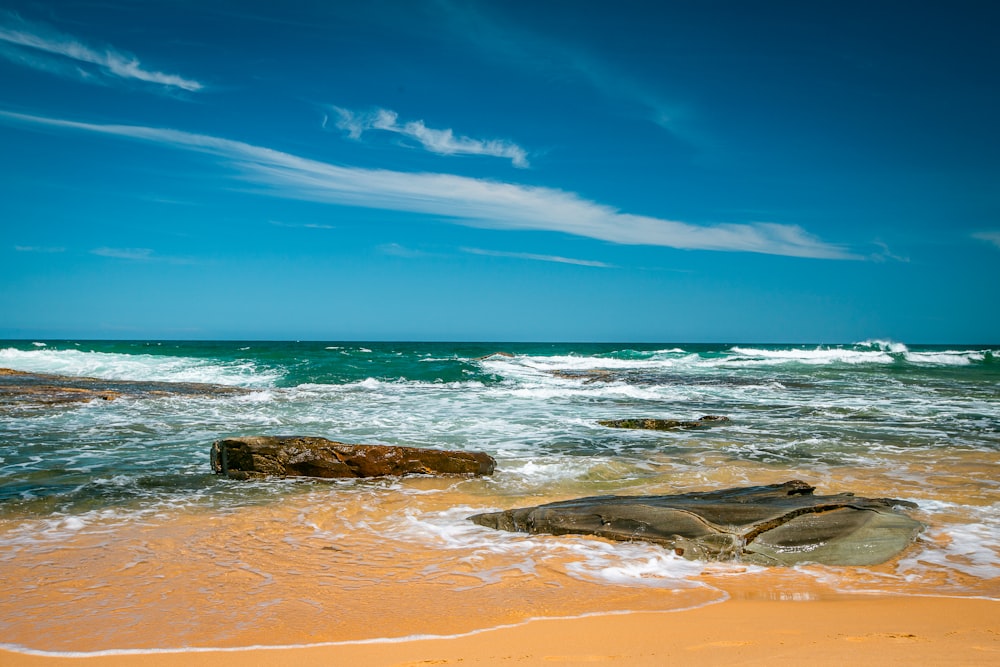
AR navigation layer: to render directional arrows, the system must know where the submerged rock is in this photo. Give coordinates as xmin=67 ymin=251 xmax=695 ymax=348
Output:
xmin=211 ymin=436 xmax=496 ymax=480
xmin=0 ymin=368 xmax=248 ymax=414
xmin=550 ymin=369 xmax=614 ymax=383
xmin=469 ymin=480 xmax=922 ymax=566
xmin=598 ymin=415 xmax=730 ymax=431
xmin=474 ymin=351 xmax=515 ymax=360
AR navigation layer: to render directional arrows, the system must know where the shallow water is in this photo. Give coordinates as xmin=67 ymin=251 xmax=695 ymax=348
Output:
xmin=0 ymin=340 xmax=997 ymax=653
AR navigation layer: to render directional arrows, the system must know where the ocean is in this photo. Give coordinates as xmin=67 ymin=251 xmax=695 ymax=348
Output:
xmin=1 ymin=340 xmax=998 ymax=655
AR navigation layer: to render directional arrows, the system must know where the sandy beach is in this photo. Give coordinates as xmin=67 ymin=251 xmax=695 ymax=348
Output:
xmin=3 ymin=595 xmax=997 ymax=666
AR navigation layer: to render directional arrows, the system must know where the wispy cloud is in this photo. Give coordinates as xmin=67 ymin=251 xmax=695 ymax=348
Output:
xmin=0 ymin=11 xmax=203 ymax=91
xmin=14 ymin=245 xmax=65 ymax=253
xmin=0 ymin=110 xmax=856 ymax=259
xmin=331 ymin=106 xmax=529 ymax=168
xmin=870 ymin=241 xmax=909 ymax=263
xmin=269 ymin=220 xmax=336 ymax=230
xmin=91 ymin=247 xmax=194 ymax=263
xmin=435 ymin=2 xmax=688 ymax=139
xmin=972 ymin=231 xmax=1000 ymax=250
xmin=461 ymin=247 xmax=613 ymax=268
xmin=378 ymin=243 xmax=429 ymax=258
xmin=91 ymin=247 xmax=155 ymax=260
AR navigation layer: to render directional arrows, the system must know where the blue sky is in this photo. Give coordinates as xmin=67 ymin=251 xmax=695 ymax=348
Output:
xmin=1 ymin=0 xmax=997 ymax=342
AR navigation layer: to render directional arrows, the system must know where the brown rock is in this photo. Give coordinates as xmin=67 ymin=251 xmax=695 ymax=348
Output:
xmin=474 ymin=351 xmax=515 ymax=360
xmin=0 ymin=368 xmax=249 ymax=414
xmin=211 ymin=436 xmax=496 ymax=480
xmin=598 ymin=415 xmax=730 ymax=431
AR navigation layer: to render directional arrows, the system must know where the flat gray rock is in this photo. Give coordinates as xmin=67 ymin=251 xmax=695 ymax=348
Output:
xmin=469 ymin=480 xmax=922 ymax=566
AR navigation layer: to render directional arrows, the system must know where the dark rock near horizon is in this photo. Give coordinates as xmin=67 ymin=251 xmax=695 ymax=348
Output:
xmin=469 ymin=480 xmax=922 ymax=566
xmin=598 ymin=415 xmax=730 ymax=431
xmin=550 ymin=368 xmax=817 ymax=389
xmin=474 ymin=351 xmax=515 ymax=360
xmin=0 ymin=367 xmax=249 ymax=414
xmin=211 ymin=436 xmax=497 ymax=480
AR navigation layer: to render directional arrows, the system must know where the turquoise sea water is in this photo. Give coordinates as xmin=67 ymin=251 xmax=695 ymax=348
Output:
xmin=0 ymin=339 xmax=998 ymax=653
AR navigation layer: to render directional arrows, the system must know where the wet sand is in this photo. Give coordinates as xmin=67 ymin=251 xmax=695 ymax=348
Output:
xmin=3 ymin=595 xmax=997 ymax=666
xmin=1 ymin=470 xmax=998 ymax=661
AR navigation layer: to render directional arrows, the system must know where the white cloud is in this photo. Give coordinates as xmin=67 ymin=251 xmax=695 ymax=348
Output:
xmin=870 ymin=241 xmax=909 ymax=263
xmin=14 ymin=245 xmax=65 ymax=253
xmin=269 ymin=220 xmax=336 ymax=230
xmin=972 ymin=231 xmax=1000 ymax=250
xmin=461 ymin=247 xmax=612 ymax=268
xmin=332 ymin=106 xmax=529 ymax=168
xmin=0 ymin=12 xmax=202 ymax=91
xmin=378 ymin=243 xmax=428 ymax=258
xmin=91 ymin=247 xmax=155 ymax=260
xmin=0 ymin=110 xmax=857 ymax=259
xmin=90 ymin=247 xmax=194 ymax=263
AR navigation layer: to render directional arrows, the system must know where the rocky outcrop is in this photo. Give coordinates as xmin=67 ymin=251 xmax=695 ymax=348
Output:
xmin=0 ymin=368 xmax=248 ymax=414
xmin=470 ymin=480 xmax=922 ymax=566
xmin=599 ymin=415 xmax=730 ymax=430
xmin=474 ymin=351 xmax=515 ymax=360
xmin=211 ymin=436 xmax=496 ymax=480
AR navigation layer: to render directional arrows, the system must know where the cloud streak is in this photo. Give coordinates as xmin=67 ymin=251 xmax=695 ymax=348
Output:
xmin=91 ymin=247 xmax=194 ymax=264
xmin=461 ymin=247 xmax=612 ymax=268
xmin=435 ymin=2 xmax=687 ymax=139
xmin=91 ymin=247 xmax=156 ymax=261
xmin=972 ymin=231 xmax=1000 ymax=250
xmin=332 ymin=106 xmax=529 ymax=168
xmin=269 ymin=220 xmax=336 ymax=230
xmin=0 ymin=12 xmax=203 ymax=91
xmin=0 ymin=110 xmax=856 ymax=259
xmin=14 ymin=245 xmax=66 ymax=253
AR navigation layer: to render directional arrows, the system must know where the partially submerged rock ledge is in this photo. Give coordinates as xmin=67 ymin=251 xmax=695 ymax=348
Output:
xmin=599 ymin=415 xmax=730 ymax=431
xmin=211 ymin=436 xmax=496 ymax=480
xmin=0 ymin=367 xmax=249 ymax=413
xmin=470 ymin=480 xmax=922 ymax=566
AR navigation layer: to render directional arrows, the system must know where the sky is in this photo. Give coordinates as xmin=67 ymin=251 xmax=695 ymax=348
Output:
xmin=1 ymin=0 xmax=997 ymax=342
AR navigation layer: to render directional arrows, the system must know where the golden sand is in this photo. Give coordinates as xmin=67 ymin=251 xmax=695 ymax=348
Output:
xmin=3 ymin=596 xmax=997 ymax=666
xmin=1 ymin=460 xmax=998 ymax=663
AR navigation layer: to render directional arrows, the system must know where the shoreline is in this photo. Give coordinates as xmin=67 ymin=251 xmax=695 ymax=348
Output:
xmin=2 ymin=595 xmax=996 ymax=665
xmin=2 ymin=341 xmax=998 ymax=664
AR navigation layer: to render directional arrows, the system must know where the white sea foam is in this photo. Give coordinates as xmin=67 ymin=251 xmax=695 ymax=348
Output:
xmin=901 ymin=524 xmax=1000 ymax=580
xmin=396 ymin=506 xmax=710 ymax=590
xmin=897 ymin=500 xmax=1000 ymax=581
xmin=477 ymin=344 xmax=992 ymax=378
xmin=857 ymin=339 xmax=910 ymax=353
xmin=497 ymin=382 xmax=673 ymax=402
xmin=62 ymin=516 xmax=86 ymax=531
xmin=724 ymin=342 xmax=989 ymax=367
xmin=728 ymin=346 xmax=895 ymax=365
xmin=497 ymin=458 xmax=599 ymax=486
xmin=482 ymin=353 xmax=702 ymax=374
xmin=0 ymin=347 xmax=280 ymax=387
xmin=564 ymin=542 xmax=713 ymax=588
xmin=905 ymin=350 xmax=985 ymax=365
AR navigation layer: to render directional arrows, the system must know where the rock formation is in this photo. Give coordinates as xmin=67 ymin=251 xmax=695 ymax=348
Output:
xmin=211 ymin=436 xmax=496 ymax=480
xmin=0 ymin=368 xmax=248 ymax=414
xmin=598 ymin=415 xmax=730 ymax=430
xmin=470 ymin=480 xmax=922 ymax=566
